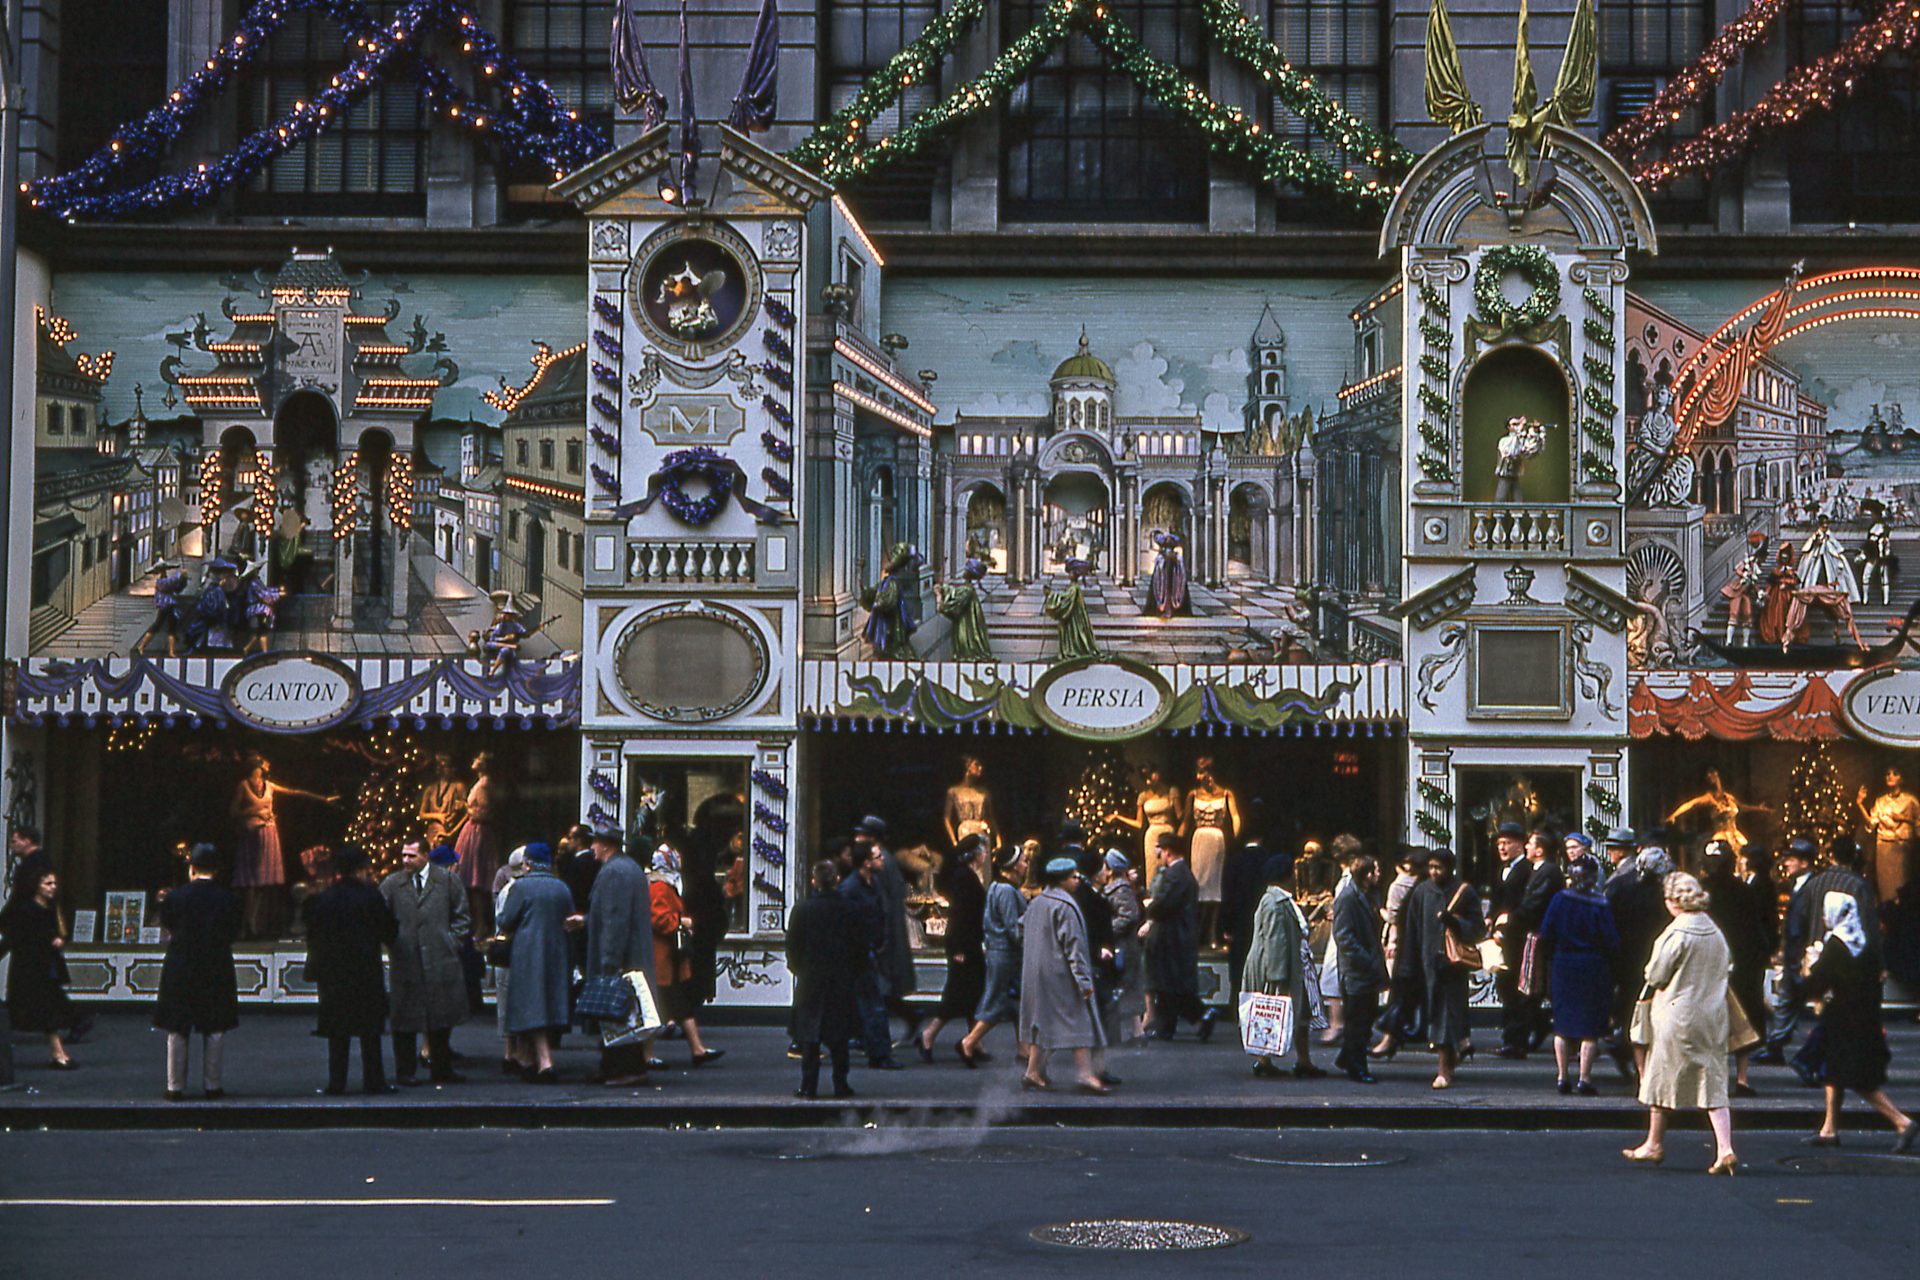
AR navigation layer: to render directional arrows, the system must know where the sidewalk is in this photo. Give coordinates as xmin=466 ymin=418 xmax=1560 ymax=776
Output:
xmin=8 ymin=1012 xmax=1919 ymax=1132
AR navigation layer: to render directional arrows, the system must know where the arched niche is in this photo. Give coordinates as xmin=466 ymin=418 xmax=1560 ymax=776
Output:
xmin=1461 ymin=346 xmax=1572 ymax=504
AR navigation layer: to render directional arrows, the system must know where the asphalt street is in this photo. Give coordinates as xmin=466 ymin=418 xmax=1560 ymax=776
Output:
xmin=3 ymin=1126 xmax=1917 ymax=1279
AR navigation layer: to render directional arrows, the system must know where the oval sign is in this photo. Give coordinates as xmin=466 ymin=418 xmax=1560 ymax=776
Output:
xmin=222 ymin=653 xmax=361 ymax=734
xmin=1031 ymin=657 xmax=1172 ymax=741
xmin=1841 ymin=667 xmax=1920 ymax=747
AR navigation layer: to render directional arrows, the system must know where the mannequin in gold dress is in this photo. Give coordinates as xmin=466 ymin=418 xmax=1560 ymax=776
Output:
xmin=1108 ymin=768 xmax=1182 ymax=871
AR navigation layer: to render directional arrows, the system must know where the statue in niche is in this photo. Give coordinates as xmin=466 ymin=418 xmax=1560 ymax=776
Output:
xmin=1493 ymin=416 xmax=1547 ymax=501
xmin=1625 ymin=383 xmax=1694 ymax=508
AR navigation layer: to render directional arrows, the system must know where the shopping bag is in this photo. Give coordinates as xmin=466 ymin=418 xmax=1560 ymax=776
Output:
xmin=1516 ymin=933 xmax=1543 ymax=996
xmin=574 ymin=972 xmax=634 ymax=1024
xmin=601 ymin=969 xmax=665 ymax=1048
xmin=1238 ymin=991 xmax=1295 ymax=1059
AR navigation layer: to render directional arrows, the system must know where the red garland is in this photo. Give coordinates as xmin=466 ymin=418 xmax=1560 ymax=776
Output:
xmin=1635 ymin=0 xmax=1920 ymax=190
xmin=1605 ymin=0 xmax=1788 ymax=161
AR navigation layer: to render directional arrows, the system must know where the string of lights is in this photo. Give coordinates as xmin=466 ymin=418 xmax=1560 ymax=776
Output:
xmin=1603 ymin=0 xmax=1788 ymax=161
xmin=24 ymin=0 xmax=606 ymax=220
xmin=1633 ymin=0 xmax=1920 ymax=190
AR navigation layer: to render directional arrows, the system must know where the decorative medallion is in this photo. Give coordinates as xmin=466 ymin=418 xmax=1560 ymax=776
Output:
xmin=1030 ymin=656 xmax=1174 ymax=742
xmin=630 ymin=222 xmax=763 ymax=360
xmin=221 ymin=652 xmax=362 ymax=734
xmin=612 ymin=600 xmax=770 ymax=723
xmin=1842 ymin=667 xmax=1920 ymax=748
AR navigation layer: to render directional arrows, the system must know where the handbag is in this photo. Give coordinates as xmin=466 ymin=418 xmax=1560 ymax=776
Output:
xmin=1516 ymin=932 xmax=1544 ymax=996
xmin=1440 ymin=886 xmax=1483 ymax=970
xmin=601 ymin=969 xmax=665 ymax=1047
xmin=574 ymin=972 xmax=635 ymax=1025
xmin=1238 ymin=990 xmax=1295 ymax=1059
xmin=1725 ymin=989 xmax=1762 ymax=1054
xmin=484 ymin=933 xmax=514 ymax=966
xmin=1629 ymin=984 xmax=1656 ymax=1047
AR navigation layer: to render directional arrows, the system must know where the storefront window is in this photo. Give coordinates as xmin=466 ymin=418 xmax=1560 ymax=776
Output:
xmin=629 ymin=759 xmax=750 ymax=937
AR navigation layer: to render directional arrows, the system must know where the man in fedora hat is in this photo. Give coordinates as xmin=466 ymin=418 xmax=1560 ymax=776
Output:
xmin=580 ymin=825 xmax=657 ymax=1086
xmin=155 ymin=844 xmax=242 ymax=1100
xmin=851 ymin=815 xmax=919 ymax=1050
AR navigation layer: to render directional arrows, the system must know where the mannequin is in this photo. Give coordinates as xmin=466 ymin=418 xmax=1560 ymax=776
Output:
xmin=944 ymin=756 xmax=999 ymax=865
xmin=1108 ymin=768 xmax=1182 ymax=869
xmin=1668 ymin=768 xmax=1767 ymax=860
xmin=1181 ymin=756 xmax=1240 ymax=947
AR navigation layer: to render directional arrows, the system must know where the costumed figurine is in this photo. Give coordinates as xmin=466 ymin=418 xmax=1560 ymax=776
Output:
xmin=1667 ymin=768 xmax=1768 ymax=857
xmin=477 ymin=591 xmax=553 ymax=674
xmin=1493 ymin=415 xmax=1546 ymax=502
xmin=1045 ymin=557 xmax=1101 ymax=661
xmin=1182 ymin=756 xmax=1240 ymax=947
xmin=861 ymin=542 xmax=922 ymax=660
xmin=943 ymin=756 xmax=999 ymax=855
xmin=1625 ymin=382 xmax=1694 ymax=507
xmin=186 ymin=558 xmax=246 ymax=652
xmin=416 ymin=753 xmax=469 ymax=845
xmin=1789 ymin=516 xmax=1866 ymax=651
xmin=1757 ymin=540 xmax=1801 ymax=647
xmin=1857 ymin=768 xmax=1919 ymax=904
xmin=1107 ymin=768 xmax=1183 ymax=869
xmin=133 ymin=560 xmax=190 ymax=658
xmin=657 ymin=262 xmax=724 ymax=337
xmin=1720 ymin=530 xmax=1769 ymax=647
xmin=936 ymin=556 xmax=994 ymax=660
xmin=1147 ymin=530 xmax=1190 ymax=618
xmin=1858 ymin=498 xmax=1897 ymax=606
xmin=239 ymin=560 xmax=284 ymax=657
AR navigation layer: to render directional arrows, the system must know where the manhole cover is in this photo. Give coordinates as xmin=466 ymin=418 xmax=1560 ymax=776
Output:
xmin=1778 ymin=1154 xmax=1920 ymax=1177
xmin=1030 ymin=1220 xmax=1248 ymax=1251
xmin=921 ymin=1143 xmax=1079 ymax=1165
xmin=1231 ymin=1149 xmax=1406 ymax=1168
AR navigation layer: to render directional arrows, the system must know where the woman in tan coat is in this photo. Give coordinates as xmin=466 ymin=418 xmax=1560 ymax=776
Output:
xmin=1625 ymin=872 xmax=1738 ymax=1174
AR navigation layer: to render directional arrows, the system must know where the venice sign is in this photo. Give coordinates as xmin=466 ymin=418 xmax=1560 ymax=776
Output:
xmin=1031 ymin=656 xmax=1174 ymax=741
xmin=222 ymin=652 xmax=362 ymax=733
xmin=1841 ymin=667 xmax=1920 ymax=748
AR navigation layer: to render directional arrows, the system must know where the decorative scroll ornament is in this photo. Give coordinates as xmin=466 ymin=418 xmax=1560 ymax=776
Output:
xmin=616 ymin=447 xmax=785 ymax=526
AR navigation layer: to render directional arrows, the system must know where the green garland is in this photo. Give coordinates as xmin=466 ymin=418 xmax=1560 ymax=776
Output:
xmin=1474 ymin=245 xmax=1562 ymax=329
xmin=791 ymin=0 xmax=1400 ymax=207
xmin=1416 ymin=283 xmax=1456 ymax=485
xmin=1580 ymin=282 xmax=1620 ymax=487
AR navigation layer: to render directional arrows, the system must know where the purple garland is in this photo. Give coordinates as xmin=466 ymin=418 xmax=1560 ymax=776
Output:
xmin=588 ymin=770 xmax=618 ymax=800
xmin=760 ymin=431 xmax=793 ymax=462
xmin=591 ymin=393 xmax=618 ymax=419
xmin=752 ymin=835 xmax=787 ymax=869
xmin=761 ymin=468 xmax=791 ymax=498
xmin=764 ymin=296 xmax=795 ymax=329
xmin=762 ymin=329 xmax=793 ymax=363
xmin=591 ymin=463 xmax=620 ymax=493
xmin=759 ymin=360 xmax=792 ymax=391
xmin=752 ymin=801 xmax=787 ymax=834
xmin=761 ymin=394 xmax=792 ymax=429
xmin=589 ymin=425 xmax=620 ymax=453
xmin=592 ymin=295 xmax=622 ymax=325
xmin=593 ymin=331 xmax=622 ymax=359
xmin=590 ymin=360 xmax=619 ymax=388
xmin=751 ymin=768 xmax=788 ymax=801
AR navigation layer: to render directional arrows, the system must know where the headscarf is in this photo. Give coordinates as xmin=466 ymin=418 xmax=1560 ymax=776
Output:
xmin=649 ymin=845 xmax=683 ymax=893
xmin=1823 ymin=890 xmax=1869 ymax=958
xmin=1567 ymin=854 xmax=1602 ymax=893
xmin=1103 ymin=849 xmax=1131 ymax=873
xmin=1636 ymin=846 xmax=1674 ymax=880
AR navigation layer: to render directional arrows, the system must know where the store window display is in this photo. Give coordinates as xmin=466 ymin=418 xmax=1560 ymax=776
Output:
xmin=1108 ymin=768 xmax=1182 ymax=870
xmin=943 ymin=757 xmax=999 ymax=861
xmin=1182 ymin=756 xmax=1241 ymax=946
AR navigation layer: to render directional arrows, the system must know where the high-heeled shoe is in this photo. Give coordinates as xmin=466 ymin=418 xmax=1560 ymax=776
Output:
xmin=1621 ymin=1146 xmax=1664 ymax=1165
xmin=916 ymin=1038 xmax=935 ymax=1065
xmin=955 ymin=1043 xmax=978 ymax=1069
xmin=1707 ymin=1153 xmax=1738 ymax=1176
xmin=1368 ymin=1039 xmax=1399 ymax=1062
xmin=1020 ymin=1076 xmax=1051 ymax=1092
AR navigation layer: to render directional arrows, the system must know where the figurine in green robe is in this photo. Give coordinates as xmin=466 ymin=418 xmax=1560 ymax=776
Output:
xmin=860 ymin=542 xmax=921 ymax=660
xmin=1045 ymin=557 xmax=1101 ymax=661
xmin=938 ymin=557 xmax=995 ymax=660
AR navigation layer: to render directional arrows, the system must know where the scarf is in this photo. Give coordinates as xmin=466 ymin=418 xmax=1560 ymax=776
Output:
xmin=1823 ymin=890 xmax=1869 ymax=958
xmin=649 ymin=845 xmax=683 ymax=894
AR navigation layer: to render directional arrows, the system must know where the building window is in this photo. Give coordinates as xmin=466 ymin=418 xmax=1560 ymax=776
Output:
xmin=56 ymin=0 xmax=169 ymax=174
xmin=539 ymin=439 xmax=555 ymax=470
xmin=558 ymin=533 xmax=570 ymax=570
xmin=47 ymin=405 xmax=64 ymax=436
xmin=239 ymin=4 xmax=426 ymax=215
xmin=1265 ymin=0 xmax=1384 ymax=209
xmin=508 ymin=511 xmax=520 ymax=541
xmin=823 ymin=1 xmax=942 ymax=224
xmin=1001 ymin=0 xmax=1208 ymax=222
xmin=516 ymin=439 xmax=531 ymax=465
xmin=1789 ymin=0 xmax=1920 ymax=224
xmin=506 ymin=1 xmax=612 ymax=202
xmin=1599 ymin=0 xmax=1710 ymax=222
xmin=566 ymin=438 xmax=583 ymax=475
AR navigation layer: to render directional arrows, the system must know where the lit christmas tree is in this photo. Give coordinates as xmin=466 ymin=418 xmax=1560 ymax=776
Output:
xmin=1783 ymin=741 xmax=1851 ymax=860
xmin=343 ymin=730 xmax=429 ymax=876
xmin=1064 ymin=747 xmax=1132 ymax=846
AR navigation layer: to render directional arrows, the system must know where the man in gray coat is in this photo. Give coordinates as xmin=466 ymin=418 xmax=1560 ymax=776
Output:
xmin=584 ymin=826 xmax=655 ymax=1087
xmin=379 ymin=839 xmax=470 ymax=1084
xmin=853 ymin=815 xmax=920 ymax=1047
xmin=1331 ymin=854 xmax=1385 ymax=1084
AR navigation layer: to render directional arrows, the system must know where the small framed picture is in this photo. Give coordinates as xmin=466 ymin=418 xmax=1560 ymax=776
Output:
xmin=71 ymin=910 xmax=98 ymax=945
xmin=138 ymin=926 xmax=163 ymax=946
xmin=103 ymin=891 xmax=148 ymax=946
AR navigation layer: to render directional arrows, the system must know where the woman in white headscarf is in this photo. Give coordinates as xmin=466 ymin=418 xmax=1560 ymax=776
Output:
xmin=649 ymin=846 xmax=724 ymax=1067
xmin=1802 ymin=891 xmax=1918 ymax=1152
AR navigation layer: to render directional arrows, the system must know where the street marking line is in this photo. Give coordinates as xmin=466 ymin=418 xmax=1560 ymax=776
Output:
xmin=0 ymin=1198 xmax=614 ymax=1208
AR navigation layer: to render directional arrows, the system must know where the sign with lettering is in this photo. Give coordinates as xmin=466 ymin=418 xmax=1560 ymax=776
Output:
xmin=1031 ymin=656 xmax=1173 ymax=741
xmin=222 ymin=652 xmax=362 ymax=734
xmin=1842 ymin=668 xmax=1920 ymax=747
xmin=640 ymin=394 xmax=747 ymax=446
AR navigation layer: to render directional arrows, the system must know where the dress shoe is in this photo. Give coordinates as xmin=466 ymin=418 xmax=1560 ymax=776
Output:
xmin=1098 ymin=1072 xmax=1123 ymax=1086
xmin=786 ymin=1043 xmax=804 ymax=1060
xmin=1075 ymin=1081 xmax=1113 ymax=1096
xmin=647 ymin=1058 xmax=668 ymax=1071
xmin=204 ymin=1089 xmax=225 ymax=1101
xmin=1345 ymin=1070 xmax=1378 ymax=1085
xmin=1252 ymin=1059 xmax=1286 ymax=1079
xmin=1894 ymin=1122 xmax=1918 ymax=1154
xmin=1556 ymin=1077 xmax=1573 ymax=1095
xmin=1291 ymin=1063 xmax=1327 ymax=1080
xmin=530 ymin=1067 xmax=559 ymax=1085
xmin=1621 ymin=1146 xmax=1664 ymax=1165
xmin=164 ymin=1089 xmax=186 ymax=1102
xmin=691 ymin=1049 xmax=726 ymax=1068
xmin=916 ymin=1039 xmax=935 ymax=1065
xmin=47 ymin=1058 xmax=78 ymax=1071
xmin=1731 ymin=1081 xmax=1758 ymax=1098
xmin=1707 ymin=1153 xmax=1739 ymax=1176
xmin=1493 ymin=1046 xmax=1528 ymax=1060
xmin=501 ymin=1058 xmax=521 ymax=1075
xmin=956 ymin=1043 xmax=979 ymax=1069
xmin=1020 ymin=1076 xmax=1051 ymax=1091
xmin=794 ymin=1088 xmax=817 ymax=1100
xmin=1574 ymin=1079 xmax=1599 ymax=1097
xmin=867 ymin=1058 xmax=904 ymax=1071
xmin=1368 ymin=1040 xmax=1399 ymax=1061
xmin=1802 ymin=1133 xmax=1841 ymax=1147
xmin=1196 ymin=1009 xmax=1218 ymax=1043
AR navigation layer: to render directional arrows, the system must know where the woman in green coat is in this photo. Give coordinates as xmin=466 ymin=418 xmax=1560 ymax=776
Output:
xmin=938 ymin=557 xmax=995 ymax=660
xmin=1045 ymin=558 xmax=1101 ymax=662
xmin=1241 ymin=851 xmax=1325 ymax=1080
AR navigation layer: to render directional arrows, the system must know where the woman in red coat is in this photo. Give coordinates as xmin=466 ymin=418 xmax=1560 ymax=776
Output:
xmin=650 ymin=847 xmax=725 ymax=1067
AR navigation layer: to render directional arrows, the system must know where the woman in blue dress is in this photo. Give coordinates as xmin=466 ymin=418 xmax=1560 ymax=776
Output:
xmin=957 ymin=843 xmax=1028 ymax=1066
xmin=1539 ymin=852 xmax=1621 ymax=1095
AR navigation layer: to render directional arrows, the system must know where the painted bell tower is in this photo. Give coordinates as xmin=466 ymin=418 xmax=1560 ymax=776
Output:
xmin=1382 ymin=120 xmax=1656 ymax=856
xmin=555 ymin=125 xmax=828 ymax=999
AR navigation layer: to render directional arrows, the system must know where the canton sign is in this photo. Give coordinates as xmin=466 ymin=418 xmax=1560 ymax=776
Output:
xmin=222 ymin=653 xmax=362 ymax=734
xmin=639 ymin=394 xmax=748 ymax=447
xmin=1841 ymin=667 xmax=1920 ymax=748
xmin=1031 ymin=657 xmax=1173 ymax=741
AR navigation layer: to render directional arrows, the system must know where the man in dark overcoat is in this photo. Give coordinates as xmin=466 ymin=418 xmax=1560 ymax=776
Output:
xmin=787 ymin=860 xmax=865 ymax=1098
xmin=303 ymin=845 xmax=398 ymax=1094
xmin=1144 ymin=832 xmax=1215 ymax=1041
xmin=154 ymin=844 xmax=241 ymax=1100
xmin=583 ymin=826 xmax=656 ymax=1086
xmin=840 ymin=838 xmax=901 ymax=1069
xmin=1331 ymin=853 xmax=1386 ymax=1083
xmin=1490 ymin=822 xmax=1533 ymax=1057
xmin=379 ymin=839 xmax=470 ymax=1085
xmin=853 ymin=815 xmax=918 ymax=1047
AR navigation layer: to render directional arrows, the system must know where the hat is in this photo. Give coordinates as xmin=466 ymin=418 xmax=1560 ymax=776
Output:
xmin=1262 ymin=851 xmax=1296 ymax=884
xmin=992 ymin=844 xmax=1024 ymax=872
xmin=1786 ymin=835 xmax=1818 ymax=861
xmin=855 ymin=815 xmax=888 ymax=839
xmin=1603 ymin=827 xmax=1637 ymax=848
xmin=1043 ymin=856 xmax=1079 ymax=880
xmin=1748 ymin=529 xmax=1768 ymax=546
xmin=523 ymin=841 xmax=554 ymax=866
xmin=427 ymin=844 xmax=460 ymax=867
xmin=1058 ymin=819 xmax=1086 ymax=848
xmin=1425 ymin=847 xmax=1457 ymax=870
xmin=1103 ymin=849 xmax=1131 ymax=873
xmin=207 ymin=557 xmax=237 ymax=574
xmin=1496 ymin=822 xmax=1526 ymax=839
xmin=1565 ymin=831 xmax=1594 ymax=851
xmin=589 ymin=825 xmax=622 ymax=849
xmin=187 ymin=843 xmax=220 ymax=870
xmin=332 ymin=844 xmax=369 ymax=873
xmin=506 ymin=846 xmax=529 ymax=872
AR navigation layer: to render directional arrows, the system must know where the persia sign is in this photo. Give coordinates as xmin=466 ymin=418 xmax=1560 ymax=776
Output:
xmin=1841 ymin=667 xmax=1920 ymax=747
xmin=1031 ymin=657 xmax=1173 ymax=741
xmin=222 ymin=653 xmax=361 ymax=734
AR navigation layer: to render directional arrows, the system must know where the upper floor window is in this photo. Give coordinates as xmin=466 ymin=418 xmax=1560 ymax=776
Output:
xmin=1001 ymin=0 xmax=1209 ymax=222
xmin=539 ymin=439 xmax=556 ymax=470
xmin=506 ymin=1 xmax=613 ymax=204
xmin=566 ymin=438 xmax=584 ymax=475
xmin=240 ymin=5 xmax=426 ymax=215
xmin=1600 ymin=0 xmax=1710 ymax=222
xmin=1789 ymin=0 xmax=1920 ymax=225
xmin=1266 ymin=0 xmax=1385 ymax=217
xmin=823 ymin=1 xmax=944 ymax=224
xmin=56 ymin=0 xmax=168 ymax=176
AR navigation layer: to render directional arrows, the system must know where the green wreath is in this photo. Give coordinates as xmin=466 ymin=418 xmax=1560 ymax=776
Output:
xmin=1474 ymin=245 xmax=1561 ymax=330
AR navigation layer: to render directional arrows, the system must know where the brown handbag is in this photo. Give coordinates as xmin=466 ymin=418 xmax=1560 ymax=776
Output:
xmin=1440 ymin=886 xmax=1481 ymax=970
